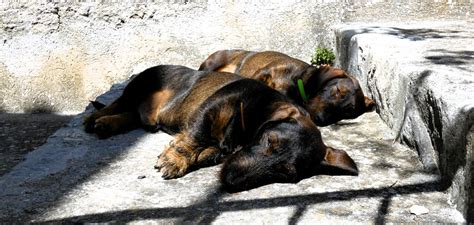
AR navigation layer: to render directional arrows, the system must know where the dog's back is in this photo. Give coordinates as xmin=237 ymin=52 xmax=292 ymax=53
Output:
xmin=199 ymin=50 xmax=375 ymax=126
xmin=199 ymin=50 xmax=307 ymax=79
xmin=84 ymin=65 xmax=243 ymax=136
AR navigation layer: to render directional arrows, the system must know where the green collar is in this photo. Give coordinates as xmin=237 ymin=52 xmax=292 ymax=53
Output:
xmin=297 ymin=79 xmax=308 ymax=102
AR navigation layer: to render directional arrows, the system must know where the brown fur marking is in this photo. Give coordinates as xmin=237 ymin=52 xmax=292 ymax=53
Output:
xmin=308 ymin=96 xmax=325 ymax=114
xmin=211 ymin=104 xmax=234 ymax=140
xmin=139 ymin=89 xmax=173 ymax=126
xmin=217 ymin=64 xmax=237 ymax=73
xmin=177 ymin=73 xmax=239 ymax=124
xmin=263 ymin=132 xmax=279 ymax=156
xmin=196 ymin=147 xmax=221 ymax=166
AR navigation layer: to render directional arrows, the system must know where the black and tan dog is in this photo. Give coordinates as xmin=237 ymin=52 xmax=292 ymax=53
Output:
xmin=199 ymin=50 xmax=376 ymax=126
xmin=84 ymin=65 xmax=358 ymax=192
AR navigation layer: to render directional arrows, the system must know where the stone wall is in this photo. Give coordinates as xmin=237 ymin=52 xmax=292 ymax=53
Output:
xmin=0 ymin=0 xmax=344 ymax=112
xmin=0 ymin=0 xmax=471 ymax=112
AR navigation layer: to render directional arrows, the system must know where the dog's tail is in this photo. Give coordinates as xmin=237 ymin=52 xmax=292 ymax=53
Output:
xmin=90 ymin=100 xmax=106 ymax=110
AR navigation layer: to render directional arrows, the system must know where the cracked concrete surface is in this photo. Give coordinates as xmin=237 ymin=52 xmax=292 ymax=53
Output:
xmin=0 ymin=82 xmax=465 ymax=223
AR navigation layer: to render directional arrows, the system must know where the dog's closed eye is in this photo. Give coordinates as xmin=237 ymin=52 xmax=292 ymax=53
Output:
xmin=262 ymin=132 xmax=279 ymax=155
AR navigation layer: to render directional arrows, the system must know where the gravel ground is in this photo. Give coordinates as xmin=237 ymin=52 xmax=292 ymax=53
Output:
xmin=0 ymin=113 xmax=74 ymax=176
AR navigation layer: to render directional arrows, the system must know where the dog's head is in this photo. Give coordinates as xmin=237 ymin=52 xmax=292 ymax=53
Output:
xmin=220 ymin=104 xmax=358 ymax=192
xmin=300 ymin=66 xmax=376 ymax=126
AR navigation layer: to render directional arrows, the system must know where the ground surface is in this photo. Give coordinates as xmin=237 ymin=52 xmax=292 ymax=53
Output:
xmin=0 ymin=113 xmax=73 ymax=176
xmin=0 ymin=83 xmax=465 ymax=223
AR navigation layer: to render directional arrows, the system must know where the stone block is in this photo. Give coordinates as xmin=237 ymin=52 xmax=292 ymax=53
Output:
xmin=335 ymin=21 xmax=473 ymax=220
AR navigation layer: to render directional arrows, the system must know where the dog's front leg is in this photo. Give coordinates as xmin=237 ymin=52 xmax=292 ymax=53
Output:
xmin=155 ymin=132 xmax=201 ymax=179
xmin=196 ymin=146 xmax=224 ymax=167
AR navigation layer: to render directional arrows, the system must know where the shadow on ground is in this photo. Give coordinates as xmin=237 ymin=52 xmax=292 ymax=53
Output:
xmin=0 ymin=84 xmax=151 ymax=223
xmin=425 ymin=49 xmax=473 ymax=72
xmin=40 ymin=180 xmax=444 ymax=224
xmin=0 ymin=108 xmax=74 ymax=176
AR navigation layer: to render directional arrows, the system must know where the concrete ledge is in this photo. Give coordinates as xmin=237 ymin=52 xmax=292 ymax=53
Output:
xmin=335 ymin=21 xmax=473 ymax=220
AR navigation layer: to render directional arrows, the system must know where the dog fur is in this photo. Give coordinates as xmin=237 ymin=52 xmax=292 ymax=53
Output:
xmin=84 ymin=65 xmax=358 ymax=192
xmin=199 ymin=50 xmax=376 ymax=126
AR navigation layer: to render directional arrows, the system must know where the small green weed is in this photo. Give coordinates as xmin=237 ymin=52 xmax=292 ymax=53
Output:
xmin=310 ymin=47 xmax=335 ymax=66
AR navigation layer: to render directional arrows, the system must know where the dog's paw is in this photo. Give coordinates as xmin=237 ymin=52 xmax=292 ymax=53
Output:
xmin=143 ymin=124 xmax=161 ymax=133
xmin=154 ymin=147 xmax=190 ymax=179
xmin=94 ymin=118 xmax=115 ymax=139
xmin=196 ymin=147 xmax=224 ymax=167
xmin=83 ymin=115 xmax=97 ymax=133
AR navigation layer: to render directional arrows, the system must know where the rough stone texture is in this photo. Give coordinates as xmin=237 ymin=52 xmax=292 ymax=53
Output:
xmin=0 ymin=81 xmax=465 ymax=223
xmin=0 ymin=1 xmax=344 ymax=112
xmin=335 ymin=21 xmax=473 ymax=221
xmin=0 ymin=0 xmax=471 ymax=113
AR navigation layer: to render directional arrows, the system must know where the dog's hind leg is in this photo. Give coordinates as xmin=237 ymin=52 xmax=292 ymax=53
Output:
xmin=84 ymin=101 xmax=124 ymax=133
xmin=138 ymin=89 xmax=173 ymax=133
xmin=93 ymin=111 xmax=141 ymax=139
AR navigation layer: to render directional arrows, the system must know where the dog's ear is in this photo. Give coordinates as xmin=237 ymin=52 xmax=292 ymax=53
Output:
xmin=254 ymin=71 xmax=274 ymax=88
xmin=270 ymin=104 xmax=301 ymax=121
xmin=90 ymin=101 xmax=106 ymax=110
xmin=321 ymin=147 xmax=358 ymax=175
xmin=364 ymin=96 xmax=376 ymax=112
xmin=253 ymin=105 xmax=301 ymax=145
xmin=303 ymin=66 xmax=346 ymax=94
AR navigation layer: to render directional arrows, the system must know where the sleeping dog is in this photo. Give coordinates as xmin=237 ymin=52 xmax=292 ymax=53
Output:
xmin=199 ymin=50 xmax=376 ymax=126
xmin=84 ymin=65 xmax=358 ymax=192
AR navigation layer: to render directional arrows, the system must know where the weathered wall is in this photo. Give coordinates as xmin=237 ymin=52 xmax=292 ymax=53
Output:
xmin=0 ymin=0 xmax=344 ymax=112
xmin=0 ymin=0 xmax=471 ymax=112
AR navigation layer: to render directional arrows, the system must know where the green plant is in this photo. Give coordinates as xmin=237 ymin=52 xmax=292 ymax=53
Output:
xmin=310 ymin=47 xmax=335 ymax=66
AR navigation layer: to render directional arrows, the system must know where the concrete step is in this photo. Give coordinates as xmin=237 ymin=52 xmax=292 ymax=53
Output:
xmin=335 ymin=20 xmax=473 ymax=221
xmin=0 ymin=80 xmax=465 ymax=223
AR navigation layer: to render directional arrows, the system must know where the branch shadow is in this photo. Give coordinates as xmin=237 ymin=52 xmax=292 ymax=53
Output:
xmin=424 ymin=49 xmax=473 ymax=72
xmin=375 ymin=193 xmax=393 ymax=225
xmin=384 ymin=27 xmax=466 ymax=41
xmin=336 ymin=26 xmax=469 ymax=73
xmin=39 ymin=180 xmax=445 ymax=223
